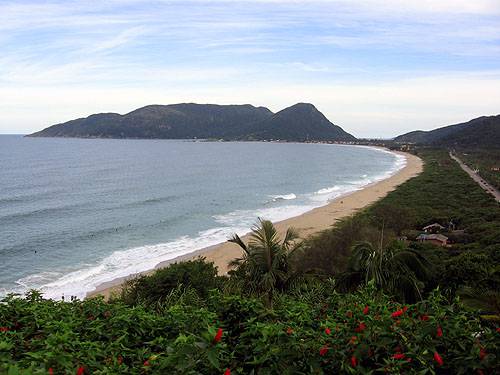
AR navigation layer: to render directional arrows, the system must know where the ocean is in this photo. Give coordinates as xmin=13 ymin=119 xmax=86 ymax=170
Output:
xmin=0 ymin=135 xmax=405 ymax=299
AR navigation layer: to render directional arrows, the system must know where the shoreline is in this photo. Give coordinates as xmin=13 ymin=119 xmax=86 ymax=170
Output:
xmin=87 ymin=150 xmax=423 ymax=300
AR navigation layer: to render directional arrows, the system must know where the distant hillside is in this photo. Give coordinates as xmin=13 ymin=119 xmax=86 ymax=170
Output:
xmin=28 ymin=103 xmax=356 ymax=142
xmin=240 ymin=103 xmax=356 ymax=142
xmin=394 ymin=115 xmax=500 ymax=148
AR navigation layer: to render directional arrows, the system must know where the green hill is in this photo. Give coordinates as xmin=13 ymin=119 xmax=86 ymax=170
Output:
xmin=241 ymin=103 xmax=356 ymax=142
xmin=394 ymin=115 xmax=500 ymax=148
xmin=28 ymin=103 xmax=356 ymax=142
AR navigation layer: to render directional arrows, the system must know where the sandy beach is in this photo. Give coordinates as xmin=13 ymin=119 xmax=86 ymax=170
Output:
xmin=88 ymin=150 xmax=423 ymax=299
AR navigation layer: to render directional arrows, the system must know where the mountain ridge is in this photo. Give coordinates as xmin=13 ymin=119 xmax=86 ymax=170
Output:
xmin=27 ymin=103 xmax=356 ymax=142
xmin=394 ymin=114 xmax=500 ymax=148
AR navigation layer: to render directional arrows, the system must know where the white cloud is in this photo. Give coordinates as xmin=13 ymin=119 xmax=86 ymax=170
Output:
xmin=0 ymin=0 xmax=499 ymax=136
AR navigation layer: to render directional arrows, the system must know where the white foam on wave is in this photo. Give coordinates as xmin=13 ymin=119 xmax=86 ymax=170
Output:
xmin=270 ymin=193 xmax=297 ymax=201
xmin=14 ymin=225 xmax=248 ymax=300
xmin=9 ymin=146 xmax=407 ymax=300
xmin=214 ymin=204 xmax=316 ymax=228
xmin=315 ymin=186 xmax=340 ymax=195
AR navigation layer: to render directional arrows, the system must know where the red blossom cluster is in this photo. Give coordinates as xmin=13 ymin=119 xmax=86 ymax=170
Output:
xmin=434 ymin=352 xmax=444 ymax=366
xmin=436 ymin=326 xmax=443 ymax=337
xmin=214 ymin=328 xmax=223 ymax=343
xmin=479 ymin=348 xmax=487 ymax=360
xmin=391 ymin=309 xmax=404 ymax=318
xmin=350 ymin=355 xmax=357 ymax=367
xmin=354 ymin=322 xmax=366 ymax=333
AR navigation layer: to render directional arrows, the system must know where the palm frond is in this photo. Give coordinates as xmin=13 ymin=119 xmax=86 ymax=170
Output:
xmin=228 ymin=233 xmax=249 ymax=255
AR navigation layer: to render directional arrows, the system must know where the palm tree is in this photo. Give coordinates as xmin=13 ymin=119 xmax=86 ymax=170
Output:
xmin=345 ymin=239 xmax=432 ymax=302
xmin=228 ymin=218 xmax=302 ymax=308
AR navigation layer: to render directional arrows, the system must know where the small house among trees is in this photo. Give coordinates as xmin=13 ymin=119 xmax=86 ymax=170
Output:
xmin=416 ymin=233 xmax=448 ymax=247
xmin=422 ymin=223 xmax=445 ymax=233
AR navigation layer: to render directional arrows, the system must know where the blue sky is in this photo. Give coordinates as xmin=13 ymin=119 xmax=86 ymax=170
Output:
xmin=1 ymin=0 xmax=500 ymax=137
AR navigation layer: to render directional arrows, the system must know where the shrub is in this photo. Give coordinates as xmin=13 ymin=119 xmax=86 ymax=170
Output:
xmin=1 ymin=285 xmax=498 ymax=373
xmin=119 ymin=258 xmax=224 ymax=307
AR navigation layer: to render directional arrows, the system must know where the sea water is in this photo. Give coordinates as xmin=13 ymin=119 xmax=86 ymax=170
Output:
xmin=0 ymin=136 xmax=405 ymax=299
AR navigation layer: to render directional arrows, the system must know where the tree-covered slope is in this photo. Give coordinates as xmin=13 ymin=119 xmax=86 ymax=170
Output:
xmin=394 ymin=115 xmax=500 ymax=148
xmin=241 ymin=103 xmax=356 ymax=142
xmin=28 ymin=103 xmax=356 ymax=142
xmin=28 ymin=104 xmax=273 ymax=139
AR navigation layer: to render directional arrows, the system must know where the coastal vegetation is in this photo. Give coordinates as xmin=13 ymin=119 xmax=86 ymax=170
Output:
xmin=1 ymin=149 xmax=499 ymax=373
xmin=2 ymin=282 xmax=498 ymax=374
xmin=297 ymin=149 xmax=500 ymax=309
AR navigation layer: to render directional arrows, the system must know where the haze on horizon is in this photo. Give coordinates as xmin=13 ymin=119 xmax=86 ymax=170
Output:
xmin=1 ymin=0 xmax=500 ymax=138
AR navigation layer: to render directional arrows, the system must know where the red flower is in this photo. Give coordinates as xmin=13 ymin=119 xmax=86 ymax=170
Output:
xmin=48 ymin=368 xmax=54 ymax=375
xmin=420 ymin=315 xmax=429 ymax=321
xmin=214 ymin=328 xmax=223 ymax=343
xmin=434 ymin=352 xmax=443 ymax=366
xmin=391 ymin=309 xmax=404 ymax=318
xmin=350 ymin=355 xmax=358 ymax=367
xmin=355 ymin=322 xmax=366 ymax=333
xmin=402 ymin=306 xmax=408 ymax=313
xmin=286 ymin=327 xmax=293 ymax=335
xmin=0 ymin=327 xmax=8 ymax=332
xmin=392 ymin=353 xmax=406 ymax=360
xmin=224 ymin=369 xmax=231 ymax=375
xmin=479 ymin=348 xmax=487 ymax=360
xmin=436 ymin=326 xmax=443 ymax=337
xmin=143 ymin=360 xmax=150 ymax=366
xmin=319 ymin=346 xmax=329 ymax=356
xmin=363 ymin=305 xmax=369 ymax=315
xmin=117 ymin=355 xmax=123 ymax=365
xmin=76 ymin=367 xmax=85 ymax=375
xmin=324 ymin=327 xmax=331 ymax=335
xmin=496 ymin=327 xmax=500 ymax=333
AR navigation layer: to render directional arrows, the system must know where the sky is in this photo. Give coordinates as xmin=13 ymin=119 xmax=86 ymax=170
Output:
xmin=1 ymin=0 xmax=500 ymax=137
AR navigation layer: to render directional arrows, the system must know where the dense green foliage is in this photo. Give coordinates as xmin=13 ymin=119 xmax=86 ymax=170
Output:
xmin=228 ymin=218 xmax=303 ymax=308
xmin=394 ymin=114 xmax=500 ymax=148
xmin=344 ymin=240 xmax=432 ymax=303
xmin=28 ymin=103 xmax=355 ymax=142
xmin=2 ymin=283 xmax=499 ymax=374
xmin=119 ymin=259 xmax=225 ymax=307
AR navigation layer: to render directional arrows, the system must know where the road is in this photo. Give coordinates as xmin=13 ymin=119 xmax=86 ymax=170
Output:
xmin=450 ymin=152 xmax=500 ymax=203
